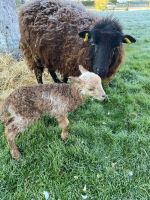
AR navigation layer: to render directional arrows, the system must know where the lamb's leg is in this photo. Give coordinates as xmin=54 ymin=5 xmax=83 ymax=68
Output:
xmin=34 ymin=67 xmax=43 ymax=84
xmin=5 ymin=127 xmax=21 ymax=160
xmin=57 ymin=116 xmax=69 ymax=140
xmin=48 ymin=69 xmax=61 ymax=83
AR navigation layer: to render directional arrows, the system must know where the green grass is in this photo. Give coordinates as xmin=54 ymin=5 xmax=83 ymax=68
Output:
xmin=0 ymin=10 xmax=150 ymax=200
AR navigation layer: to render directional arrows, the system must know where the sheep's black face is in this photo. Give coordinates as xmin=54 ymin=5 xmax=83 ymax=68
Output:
xmin=79 ymin=29 xmax=136 ymax=78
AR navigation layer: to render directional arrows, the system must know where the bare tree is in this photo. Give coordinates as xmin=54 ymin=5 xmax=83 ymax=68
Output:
xmin=0 ymin=0 xmax=20 ymax=57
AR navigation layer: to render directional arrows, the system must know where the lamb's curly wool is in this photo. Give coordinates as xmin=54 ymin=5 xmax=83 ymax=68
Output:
xmin=0 ymin=83 xmax=83 ymax=160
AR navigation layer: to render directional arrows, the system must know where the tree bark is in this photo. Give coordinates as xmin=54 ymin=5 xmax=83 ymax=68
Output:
xmin=0 ymin=0 xmax=20 ymax=57
xmin=19 ymin=0 xmax=25 ymax=5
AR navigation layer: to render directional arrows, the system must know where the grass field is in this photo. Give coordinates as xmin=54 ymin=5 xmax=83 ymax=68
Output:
xmin=0 ymin=10 xmax=150 ymax=200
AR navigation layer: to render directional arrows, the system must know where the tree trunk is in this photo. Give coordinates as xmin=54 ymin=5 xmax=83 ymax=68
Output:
xmin=19 ymin=0 xmax=25 ymax=5
xmin=0 ymin=0 xmax=20 ymax=57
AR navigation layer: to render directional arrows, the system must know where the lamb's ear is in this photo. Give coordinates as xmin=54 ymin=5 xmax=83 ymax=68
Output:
xmin=79 ymin=65 xmax=88 ymax=74
xmin=123 ymin=35 xmax=136 ymax=44
xmin=78 ymin=31 xmax=91 ymax=42
xmin=68 ymin=76 xmax=81 ymax=83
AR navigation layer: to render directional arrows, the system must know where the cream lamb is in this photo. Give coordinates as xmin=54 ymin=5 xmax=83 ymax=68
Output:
xmin=0 ymin=66 xmax=106 ymax=160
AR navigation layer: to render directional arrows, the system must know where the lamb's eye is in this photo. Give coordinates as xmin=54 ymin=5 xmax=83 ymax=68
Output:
xmin=89 ymin=88 xmax=94 ymax=91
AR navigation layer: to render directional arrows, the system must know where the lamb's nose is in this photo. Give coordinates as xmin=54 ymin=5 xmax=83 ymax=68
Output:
xmin=102 ymin=94 xmax=108 ymax=102
xmin=102 ymin=94 xmax=106 ymax=99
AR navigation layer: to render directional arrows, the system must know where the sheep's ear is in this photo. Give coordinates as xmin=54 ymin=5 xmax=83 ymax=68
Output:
xmin=123 ymin=35 xmax=136 ymax=44
xmin=68 ymin=76 xmax=81 ymax=83
xmin=79 ymin=65 xmax=88 ymax=74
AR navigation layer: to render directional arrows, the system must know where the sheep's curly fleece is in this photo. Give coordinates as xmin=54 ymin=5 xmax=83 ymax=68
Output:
xmin=19 ymin=0 xmax=123 ymax=78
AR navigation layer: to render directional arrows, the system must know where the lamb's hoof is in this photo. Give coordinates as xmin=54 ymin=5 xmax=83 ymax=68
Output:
xmin=61 ymin=132 xmax=68 ymax=140
xmin=11 ymin=149 xmax=21 ymax=160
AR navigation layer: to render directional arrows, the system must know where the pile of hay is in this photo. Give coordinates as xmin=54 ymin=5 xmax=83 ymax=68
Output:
xmin=0 ymin=55 xmax=51 ymax=103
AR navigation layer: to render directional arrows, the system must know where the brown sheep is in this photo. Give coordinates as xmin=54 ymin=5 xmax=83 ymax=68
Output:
xmin=19 ymin=0 xmax=136 ymax=84
xmin=0 ymin=65 xmax=106 ymax=160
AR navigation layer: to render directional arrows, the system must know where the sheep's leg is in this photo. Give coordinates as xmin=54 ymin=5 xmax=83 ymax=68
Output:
xmin=5 ymin=127 xmax=21 ymax=160
xmin=48 ymin=69 xmax=61 ymax=83
xmin=34 ymin=67 xmax=43 ymax=84
xmin=62 ymin=75 xmax=68 ymax=83
xmin=57 ymin=116 xmax=69 ymax=140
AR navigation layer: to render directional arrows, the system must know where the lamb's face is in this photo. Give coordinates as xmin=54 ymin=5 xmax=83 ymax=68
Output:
xmin=79 ymin=71 xmax=106 ymax=101
xmin=70 ymin=65 xmax=106 ymax=101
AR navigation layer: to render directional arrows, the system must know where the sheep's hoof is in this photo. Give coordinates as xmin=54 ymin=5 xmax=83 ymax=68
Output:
xmin=61 ymin=132 xmax=68 ymax=140
xmin=11 ymin=149 xmax=21 ymax=160
xmin=55 ymin=79 xmax=62 ymax=83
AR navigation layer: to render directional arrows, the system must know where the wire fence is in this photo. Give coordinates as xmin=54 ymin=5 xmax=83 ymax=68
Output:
xmin=77 ymin=0 xmax=150 ymax=10
xmin=15 ymin=0 xmax=150 ymax=11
